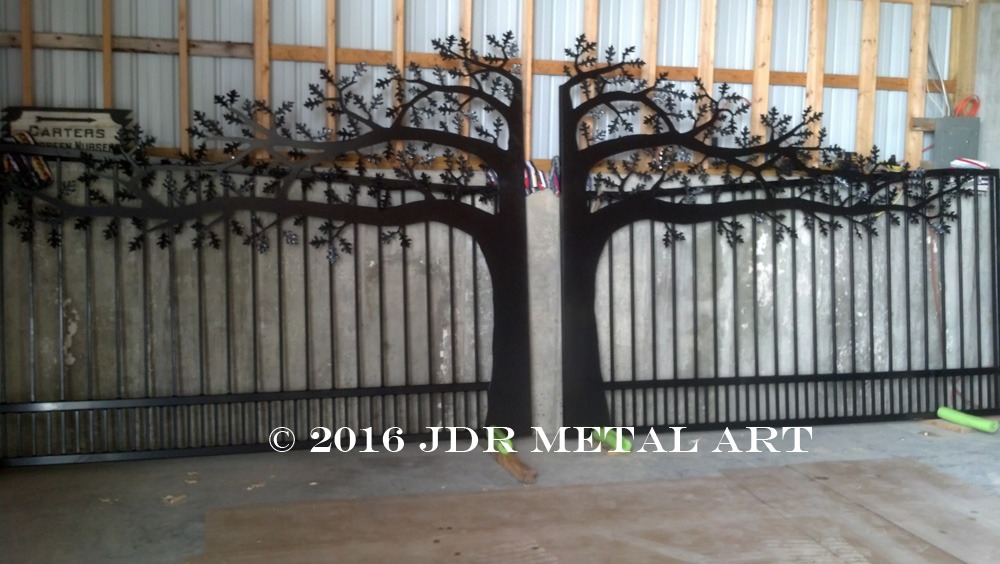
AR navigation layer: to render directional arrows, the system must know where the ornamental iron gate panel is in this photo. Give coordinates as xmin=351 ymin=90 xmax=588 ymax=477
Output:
xmin=558 ymin=37 xmax=1000 ymax=430
xmin=0 ymin=35 xmax=532 ymax=465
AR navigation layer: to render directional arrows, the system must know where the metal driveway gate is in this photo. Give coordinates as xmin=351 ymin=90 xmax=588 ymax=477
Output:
xmin=557 ymin=39 xmax=1000 ymax=430
xmin=1 ymin=40 xmax=533 ymax=465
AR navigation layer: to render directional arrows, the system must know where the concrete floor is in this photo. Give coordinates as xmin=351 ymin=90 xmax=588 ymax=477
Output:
xmin=2 ymin=420 xmax=999 ymax=563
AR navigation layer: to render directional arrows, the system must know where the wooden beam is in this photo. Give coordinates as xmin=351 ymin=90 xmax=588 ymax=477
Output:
xmin=522 ymin=0 xmax=534 ymax=160
xmin=20 ymin=0 xmax=33 ymax=105
xmin=178 ymin=0 xmax=191 ymax=153
xmin=856 ymin=0 xmax=880 ymax=154
xmin=905 ymin=0 xmax=930 ymax=166
xmin=805 ymin=0 xmax=827 ymax=152
xmin=325 ymin=0 xmax=337 ymax=135
xmin=751 ymin=0 xmax=773 ymax=144
xmin=102 ymin=0 xmax=113 ymax=108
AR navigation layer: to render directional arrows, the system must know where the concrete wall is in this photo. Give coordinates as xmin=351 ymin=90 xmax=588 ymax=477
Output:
xmin=977 ymin=3 xmax=1000 ymax=167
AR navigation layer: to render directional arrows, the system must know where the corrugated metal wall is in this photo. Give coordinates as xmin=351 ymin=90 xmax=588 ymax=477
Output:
xmin=5 ymin=1 xmax=957 ymax=161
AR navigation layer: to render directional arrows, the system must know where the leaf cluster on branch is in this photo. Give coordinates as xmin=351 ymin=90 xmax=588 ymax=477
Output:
xmin=560 ymin=35 xmax=979 ymax=247
xmin=1 ymin=34 xmax=527 ymax=260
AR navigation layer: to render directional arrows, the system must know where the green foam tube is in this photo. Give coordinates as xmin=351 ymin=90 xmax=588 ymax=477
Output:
xmin=593 ymin=427 xmax=632 ymax=452
xmin=490 ymin=429 xmax=514 ymax=454
xmin=937 ymin=406 xmax=999 ymax=434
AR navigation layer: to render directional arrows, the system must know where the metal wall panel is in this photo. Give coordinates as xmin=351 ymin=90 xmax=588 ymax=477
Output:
xmin=770 ymin=85 xmax=806 ymax=125
xmin=715 ymin=0 xmax=754 ymax=71
xmin=0 ymin=49 xmax=22 ymax=109
xmin=111 ymin=1 xmax=179 ymax=146
xmin=825 ymin=0 xmax=861 ymax=75
xmin=771 ymin=0 xmax=808 ymax=73
xmin=533 ymin=0 xmax=584 ymax=60
xmin=30 ymin=0 xmax=103 ymax=108
xmin=874 ymin=89 xmax=906 ymax=160
xmin=1 ymin=0 xmax=20 ymax=31
xmin=33 ymin=51 xmax=103 ymax=108
xmin=472 ymin=0 xmax=521 ymax=52
xmin=272 ymin=60 xmax=327 ymax=136
xmin=877 ymin=1 xmax=910 ymax=79
xmin=189 ymin=56 xmax=253 ymax=143
xmin=272 ymin=0 xmax=326 ymax=46
xmin=114 ymin=0 xmax=179 ymax=38
xmin=337 ymin=0 xmax=393 ymax=49
xmin=597 ymin=0 xmax=646 ymax=56
xmin=113 ymin=53 xmax=179 ymax=146
xmin=32 ymin=0 xmax=101 ymax=33
xmin=926 ymin=5 xmax=952 ymax=120
xmin=532 ymin=75 xmax=565 ymax=159
xmin=658 ymin=0 xmax=699 ymax=68
xmin=406 ymin=0 xmax=461 ymax=52
xmin=189 ymin=0 xmax=253 ymax=42
xmin=823 ymin=87 xmax=858 ymax=152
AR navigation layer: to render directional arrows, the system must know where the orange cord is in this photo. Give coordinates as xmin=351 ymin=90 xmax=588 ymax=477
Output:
xmin=953 ymin=95 xmax=980 ymax=117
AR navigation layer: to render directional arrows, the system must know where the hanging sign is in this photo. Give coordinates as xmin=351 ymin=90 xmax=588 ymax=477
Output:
xmin=2 ymin=107 xmax=132 ymax=152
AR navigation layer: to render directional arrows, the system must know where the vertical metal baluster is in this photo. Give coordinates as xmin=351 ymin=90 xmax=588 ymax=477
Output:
xmin=55 ymin=158 xmax=66 ymax=454
xmin=904 ymin=184 xmax=914 ymax=412
xmin=629 ymin=223 xmax=637 ymax=427
xmin=608 ymin=236 xmax=616 ymax=423
xmin=848 ymin=182 xmax=857 ymax=419
xmin=448 ymin=224 xmax=457 ymax=429
xmin=224 ymin=176 xmax=235 ymax=445
xmin=829 ymin=195 xmax=837 ymax=419
xmin=691 ymin=218 xmax=699 ymax=425
xmin=651 ymin=221 xmax=659 ymax=426
xmin=302 ymin=185 xmax=312 ymax=435
xmin=355 ymin=222 xmax=363 ymax=430
xmin=377 ymin=221 xmax=387 ymax=430
xmin=973 ymin=175 xmax=984 ymax=407
xmin=401 ymin=190 xmax=413 ymax=431
xmin=791 ymin=205 xmax=799 ymax=420
xmin=196 ymin=178 xmax=208 ymax=446
xmin=27 ymin=168 xmax=37 ymax=455
xmin=884 ymin=189 xmax=893 ymax=416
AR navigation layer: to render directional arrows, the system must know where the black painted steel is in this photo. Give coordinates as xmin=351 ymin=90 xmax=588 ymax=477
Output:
xmin=0 ymin=35 xmax=532 ymax=464
xmin=558 ymin=37 xmax=1000 ymax=429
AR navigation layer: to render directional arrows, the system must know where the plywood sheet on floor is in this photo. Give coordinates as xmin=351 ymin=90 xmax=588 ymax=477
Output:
xmin=192 ymin=458 xmax=1000 ymax=562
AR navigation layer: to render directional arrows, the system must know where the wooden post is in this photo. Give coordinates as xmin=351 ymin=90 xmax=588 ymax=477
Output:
xmin=459 ymin=0 xmax=472 ymax=137
xmin=102 ymin=0 xmax=113 ymax=108
xmin=642 ymin=0 xmax=659 ymax=134
xmin=905 ymin=0 xmax=930 ymax=166
xmin=578 ymin=0 xmax=598 ymax=149
xmin=253 ymin=0 xmax=271 ymax=129
xmin=750 ymin=0 xmax=773 ymax=145
xmin=952 ymin=0 xmax=979 ymax=102
xmin=856 ymin=0 xmax=880 ymax=155
xmin=20 ymin=0 xmax=33 ymax=105
xmin=325 ymin=0 xmax=337 ymax=136
xmin=393 ymin=0 xmax=405 ymax=70
xmin=179 ymin=0 xmax=191 ymax=153
xmin=697 ymin=0 xmax=717 ymax=94
xmin=805 ymin=0 xmax=827 ymax=159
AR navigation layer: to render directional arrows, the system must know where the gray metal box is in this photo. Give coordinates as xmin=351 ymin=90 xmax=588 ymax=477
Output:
xmin=932 ymin=117 xmax=980 ymax=168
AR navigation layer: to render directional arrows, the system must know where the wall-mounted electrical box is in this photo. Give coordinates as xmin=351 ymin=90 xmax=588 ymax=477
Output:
xmin=932 ymin=117 xmax=980 ymax=169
